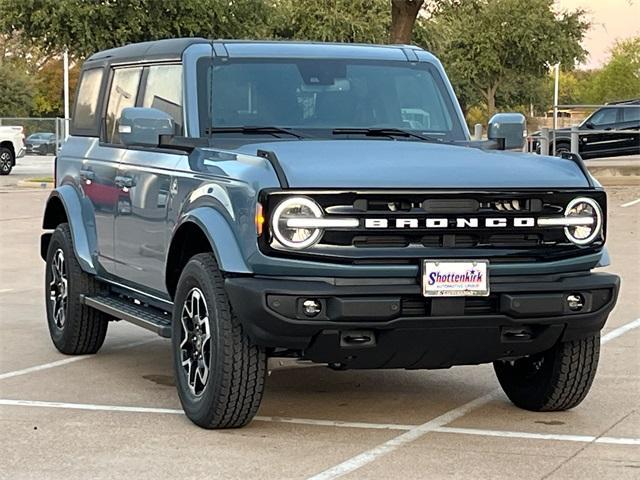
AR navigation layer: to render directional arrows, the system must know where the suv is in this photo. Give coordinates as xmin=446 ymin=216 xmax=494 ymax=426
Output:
xmin=41 ymin=39 xmax=619 ymax=429
xmin=26 ymin=132 xmax=58 ymax=155
xmin=0 ymin=125 xmax=26 ymax=175
xmin=543 ymin=99 xmax=640 ymax=158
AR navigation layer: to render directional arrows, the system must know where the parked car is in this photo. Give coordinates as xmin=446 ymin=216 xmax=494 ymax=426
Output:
xmin=0 ymin=126 xmax=26 ymax=175
xmin=25 ymin=132 xmax=58 ymax=155
xmin=537 ymin=99 xmax=640 ymax=158
xmin=41 ymin=39 xmax=619 ymax=429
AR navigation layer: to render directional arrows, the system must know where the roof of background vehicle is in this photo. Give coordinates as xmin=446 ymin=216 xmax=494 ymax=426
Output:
xmin=83 ymin=38 xmax=436 ymax=67
xmin=606 ymin=99 xmax=640 ymax=105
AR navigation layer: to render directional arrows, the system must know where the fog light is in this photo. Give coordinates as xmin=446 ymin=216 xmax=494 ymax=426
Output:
xmin=567 ymin=293 xmax=585 ymax=312
xmin=302 ymin=299 xmax=322 ymax=317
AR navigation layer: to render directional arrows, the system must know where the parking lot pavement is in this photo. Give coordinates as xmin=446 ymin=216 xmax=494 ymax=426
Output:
xmin=1 ymin=186 xmax=639 ymax=480
xmin=0 ymin=154 xmax=54 ymax=190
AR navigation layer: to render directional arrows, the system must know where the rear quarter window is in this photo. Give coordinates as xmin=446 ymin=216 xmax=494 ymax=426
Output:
xmin=71 ymin=68 xmax=104 ymax=135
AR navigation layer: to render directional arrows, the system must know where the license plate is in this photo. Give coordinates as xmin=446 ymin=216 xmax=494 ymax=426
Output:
xmin=422 ymin=260 xmax=489 ymax=297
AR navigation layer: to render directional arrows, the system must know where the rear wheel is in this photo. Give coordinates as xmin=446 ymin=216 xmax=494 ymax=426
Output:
xmin=172 ymin=253 xmax=267 ymax=429
xmin=45 ymin=223 xmax=109 ymax=354
xmin=494 ymin=335 xmax=600 ymax=411
xmin=0 ymin=147 xmax=13 ymax=175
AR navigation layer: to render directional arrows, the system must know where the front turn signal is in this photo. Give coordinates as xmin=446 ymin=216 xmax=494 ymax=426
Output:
xmin=255 ymin=202 xmax=265 ymax=236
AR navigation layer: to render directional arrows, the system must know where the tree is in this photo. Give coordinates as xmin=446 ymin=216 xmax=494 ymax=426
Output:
xmin=583 ymin=37 xmax=640 ymax=104
xmin=432 ymin=0 xmax=588 ymax=114
xmin=390 ymin=0 xmax=424 ymax=44
xmin=0 ymin=63 xmax=34 ymax=117
xmin=0 ymin=0 xmax=274 ymax=59
xmin=270 ymin=0 xmax=390 ymax=44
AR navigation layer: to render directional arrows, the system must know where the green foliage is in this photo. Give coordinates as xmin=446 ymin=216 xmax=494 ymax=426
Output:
xmin=429 ymin=0 xmax=588 ymax=113
xmin=582 ymin=38 xmax=640 ymax=104
xmin=0 ymin=62 xmax=35 ymax=116
xmin=270 ymin=0 xmax=390 ymax=43
xmin=0 ymin=0 xmax=274 ymax=58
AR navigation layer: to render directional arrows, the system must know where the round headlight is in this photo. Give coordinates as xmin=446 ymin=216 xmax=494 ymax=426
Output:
xmin=272 ymin=197 xmax=323 ymax=249
xmin=564 ymin=197 xmax=602 ymax=245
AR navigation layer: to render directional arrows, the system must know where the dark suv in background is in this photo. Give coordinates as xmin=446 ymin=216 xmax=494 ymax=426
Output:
xmin=546 ymin=99 xmax=640 ymax=158
xmin=26 ymin=132 xmax=58 ymax=155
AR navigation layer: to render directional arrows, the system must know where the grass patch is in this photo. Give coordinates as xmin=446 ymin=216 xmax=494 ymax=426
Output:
xmin=26 ymin=177 xmax=54 ymax=183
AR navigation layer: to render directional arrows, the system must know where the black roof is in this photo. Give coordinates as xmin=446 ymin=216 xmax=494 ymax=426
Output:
xmin=82 ymin=38 xmax=430 ymax=68
xmin=84 ymin=38 xmax=209 ymax=66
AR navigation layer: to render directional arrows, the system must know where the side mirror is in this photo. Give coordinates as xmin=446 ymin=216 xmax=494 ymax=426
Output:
xmin=118 ymin=107 xmax=175 ymax=148
xmin=487 ymin=113 xmax=526 ymax=150
xmin=584 ymin=121 xmax=595 ymax=130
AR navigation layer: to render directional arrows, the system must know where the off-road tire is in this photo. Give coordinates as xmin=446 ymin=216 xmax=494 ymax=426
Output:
xmin=0 ymin=146 xmax=13 ymax=175
xmin=172 ymin=253 xmax=267 ymax=429
xmin=552 ymin=141 xmax=571 ymax=157
xmin=45 ymin=223 xmax=109 ymax=354
xmin=494 ymin=335 xmax=600 ymax=411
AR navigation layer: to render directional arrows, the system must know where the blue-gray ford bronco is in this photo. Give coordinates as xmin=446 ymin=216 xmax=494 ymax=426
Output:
xmin=41 ymin=39 xmax=620 ymax=429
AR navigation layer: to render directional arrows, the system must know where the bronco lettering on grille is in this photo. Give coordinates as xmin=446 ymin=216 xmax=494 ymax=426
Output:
xmin=364 ymin=217 xmax=536 ymax=229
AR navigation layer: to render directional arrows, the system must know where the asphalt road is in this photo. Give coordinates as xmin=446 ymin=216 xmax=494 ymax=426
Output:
xmin=0 ymin=179 xmax=639 ymax=479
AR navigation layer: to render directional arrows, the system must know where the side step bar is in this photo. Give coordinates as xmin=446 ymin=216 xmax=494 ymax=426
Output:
xmin=82 ymin=295 xmax=172 ymax=338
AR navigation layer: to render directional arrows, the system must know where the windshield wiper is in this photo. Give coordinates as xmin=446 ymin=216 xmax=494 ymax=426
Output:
xmin=205 ymin=126 xmax=306 ymax=139
xmin=332 ymin=127 xmax=444 ymax=143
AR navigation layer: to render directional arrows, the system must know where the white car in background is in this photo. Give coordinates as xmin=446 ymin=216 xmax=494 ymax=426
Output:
xmin=0 ymin=126 xmax=26 ymax=175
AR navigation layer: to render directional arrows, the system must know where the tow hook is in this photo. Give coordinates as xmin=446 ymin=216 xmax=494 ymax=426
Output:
xmin=340 ymin=330 xmax=376 ymax=347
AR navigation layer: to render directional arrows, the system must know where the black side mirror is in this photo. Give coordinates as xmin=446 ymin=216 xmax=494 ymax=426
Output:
xmin=584 ymin=122 xmax=595 ymax=130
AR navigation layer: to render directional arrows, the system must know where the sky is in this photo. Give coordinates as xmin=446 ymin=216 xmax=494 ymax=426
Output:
xmin=555 ymin=0 xmax=639 ymax=69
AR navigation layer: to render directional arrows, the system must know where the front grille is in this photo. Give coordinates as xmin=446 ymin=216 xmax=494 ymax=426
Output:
xmin=262 ymin=189 xmax=606 ymax=262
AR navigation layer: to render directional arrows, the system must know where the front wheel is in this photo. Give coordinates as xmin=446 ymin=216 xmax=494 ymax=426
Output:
xmin=0 ymin=147 xmax=13 ymax=175
xmin=172 ymin=253 xmax=267 ymax=429
xmin=494 ymin=335 xmax=600 ymax=411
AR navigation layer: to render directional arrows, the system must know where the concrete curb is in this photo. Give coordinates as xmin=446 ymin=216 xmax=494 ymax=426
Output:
xmin=16 ymin=180 xmax=54 ymax=189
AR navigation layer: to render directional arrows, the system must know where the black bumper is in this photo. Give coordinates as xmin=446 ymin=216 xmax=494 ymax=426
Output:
xmin=225 ymin=272 xmax=620 ymax=369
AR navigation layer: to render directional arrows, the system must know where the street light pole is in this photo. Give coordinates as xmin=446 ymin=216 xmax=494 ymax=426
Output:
xmin=63 ymin=49 xmax=70 ymax=139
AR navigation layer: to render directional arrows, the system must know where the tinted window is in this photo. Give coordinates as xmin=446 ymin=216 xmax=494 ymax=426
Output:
xmin=199 ymin=59 xmax=465 ymax=141
xmin=142 ymin=65 xmax=183 ymax=133
xmin=72 ymin=68 xmax=103 ymax=132
xmin=589 ymin=108 xmax=618 ymax=125
xmin=622 ymin=106 xmax=640 ymax=122
xmin=105 ymin=67 xmax=142 ymax=144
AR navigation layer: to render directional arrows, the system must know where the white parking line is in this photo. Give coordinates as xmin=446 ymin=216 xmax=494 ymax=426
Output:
xmin=0 ymin=288 xmax=14 ymax=294
xmin=2 ymin=398 xmax=639 ymax=447
xmin=0 ymin=337 xmax=159 ymax=381
xmin=621 ymin=198 xmax=640 ymax=208
xmin=435 ymin=427 xmax=640 ymax=446
xmin=307 ymin=391 xmax=499 ymax=480
xmin=307 ymin=316 xmax=640 ymax=479
xmin=601 ymin=318 xmax=640 ymax=344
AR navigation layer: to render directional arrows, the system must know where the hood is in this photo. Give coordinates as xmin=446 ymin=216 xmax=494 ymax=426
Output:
xmin=234 ymin=140 xmax=590 ymax=189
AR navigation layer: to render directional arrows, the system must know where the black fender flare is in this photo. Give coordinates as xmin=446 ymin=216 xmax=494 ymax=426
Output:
xmin=41 ymin=185 xmax=97 ymax=275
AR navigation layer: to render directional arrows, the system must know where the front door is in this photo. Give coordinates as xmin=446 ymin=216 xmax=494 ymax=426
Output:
xmin=114 ymin=151 xmax=182 ymax=294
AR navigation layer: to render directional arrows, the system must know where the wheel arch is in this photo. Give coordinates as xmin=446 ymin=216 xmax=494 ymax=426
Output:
xmin=41 ymin=186 xmax=97 ymax=275
xmin=165 ymin=207 xmax=252 ymax=299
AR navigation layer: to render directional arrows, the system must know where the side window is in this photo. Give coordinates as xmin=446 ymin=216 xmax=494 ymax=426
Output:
xmin=72 ymin=68 xmax=104 ymax=133
xmin=590 ymin=108 xmax=618 ymax=126
xmin=105 ymin=67 xmax=142 ymax=144
xmin=142 ymin=65 xmax=183 ymax=134
xmin=622 ymin=107 xmax=640 ymax=123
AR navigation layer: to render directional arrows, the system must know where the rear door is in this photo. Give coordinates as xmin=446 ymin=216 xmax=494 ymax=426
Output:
xmin=580 ymin=107 xmax=624 ymax=157
xmin=114 ymin=64 xmax=185 ymax=295
xmin=619 ymin=105 xmax=640 ymax=154
xmin=67 ymin=67 xmax=120 ymax=277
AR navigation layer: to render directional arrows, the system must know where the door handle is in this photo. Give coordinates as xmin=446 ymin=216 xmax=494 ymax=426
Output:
xmin=115 ymin=175 xmax=135 ymax=189
xmin=79 ymin=169 xmax=95 ymax=182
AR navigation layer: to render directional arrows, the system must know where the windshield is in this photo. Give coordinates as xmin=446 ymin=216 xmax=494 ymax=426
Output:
xmin=197 ymin=58 xmax=466 ymax=142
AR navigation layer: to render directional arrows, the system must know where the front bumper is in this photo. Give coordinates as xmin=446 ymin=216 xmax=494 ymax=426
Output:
xmin=225 ymin=272 xmax=620 ymax=369
xmin=16 ymin=147 xmax=26 ymax=159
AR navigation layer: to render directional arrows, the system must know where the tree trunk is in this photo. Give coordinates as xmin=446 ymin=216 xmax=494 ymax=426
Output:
xmin=390 ymin=0 xmax=425 ymax=44
xmin=483 ymin=83 xmax=499 ymax=115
